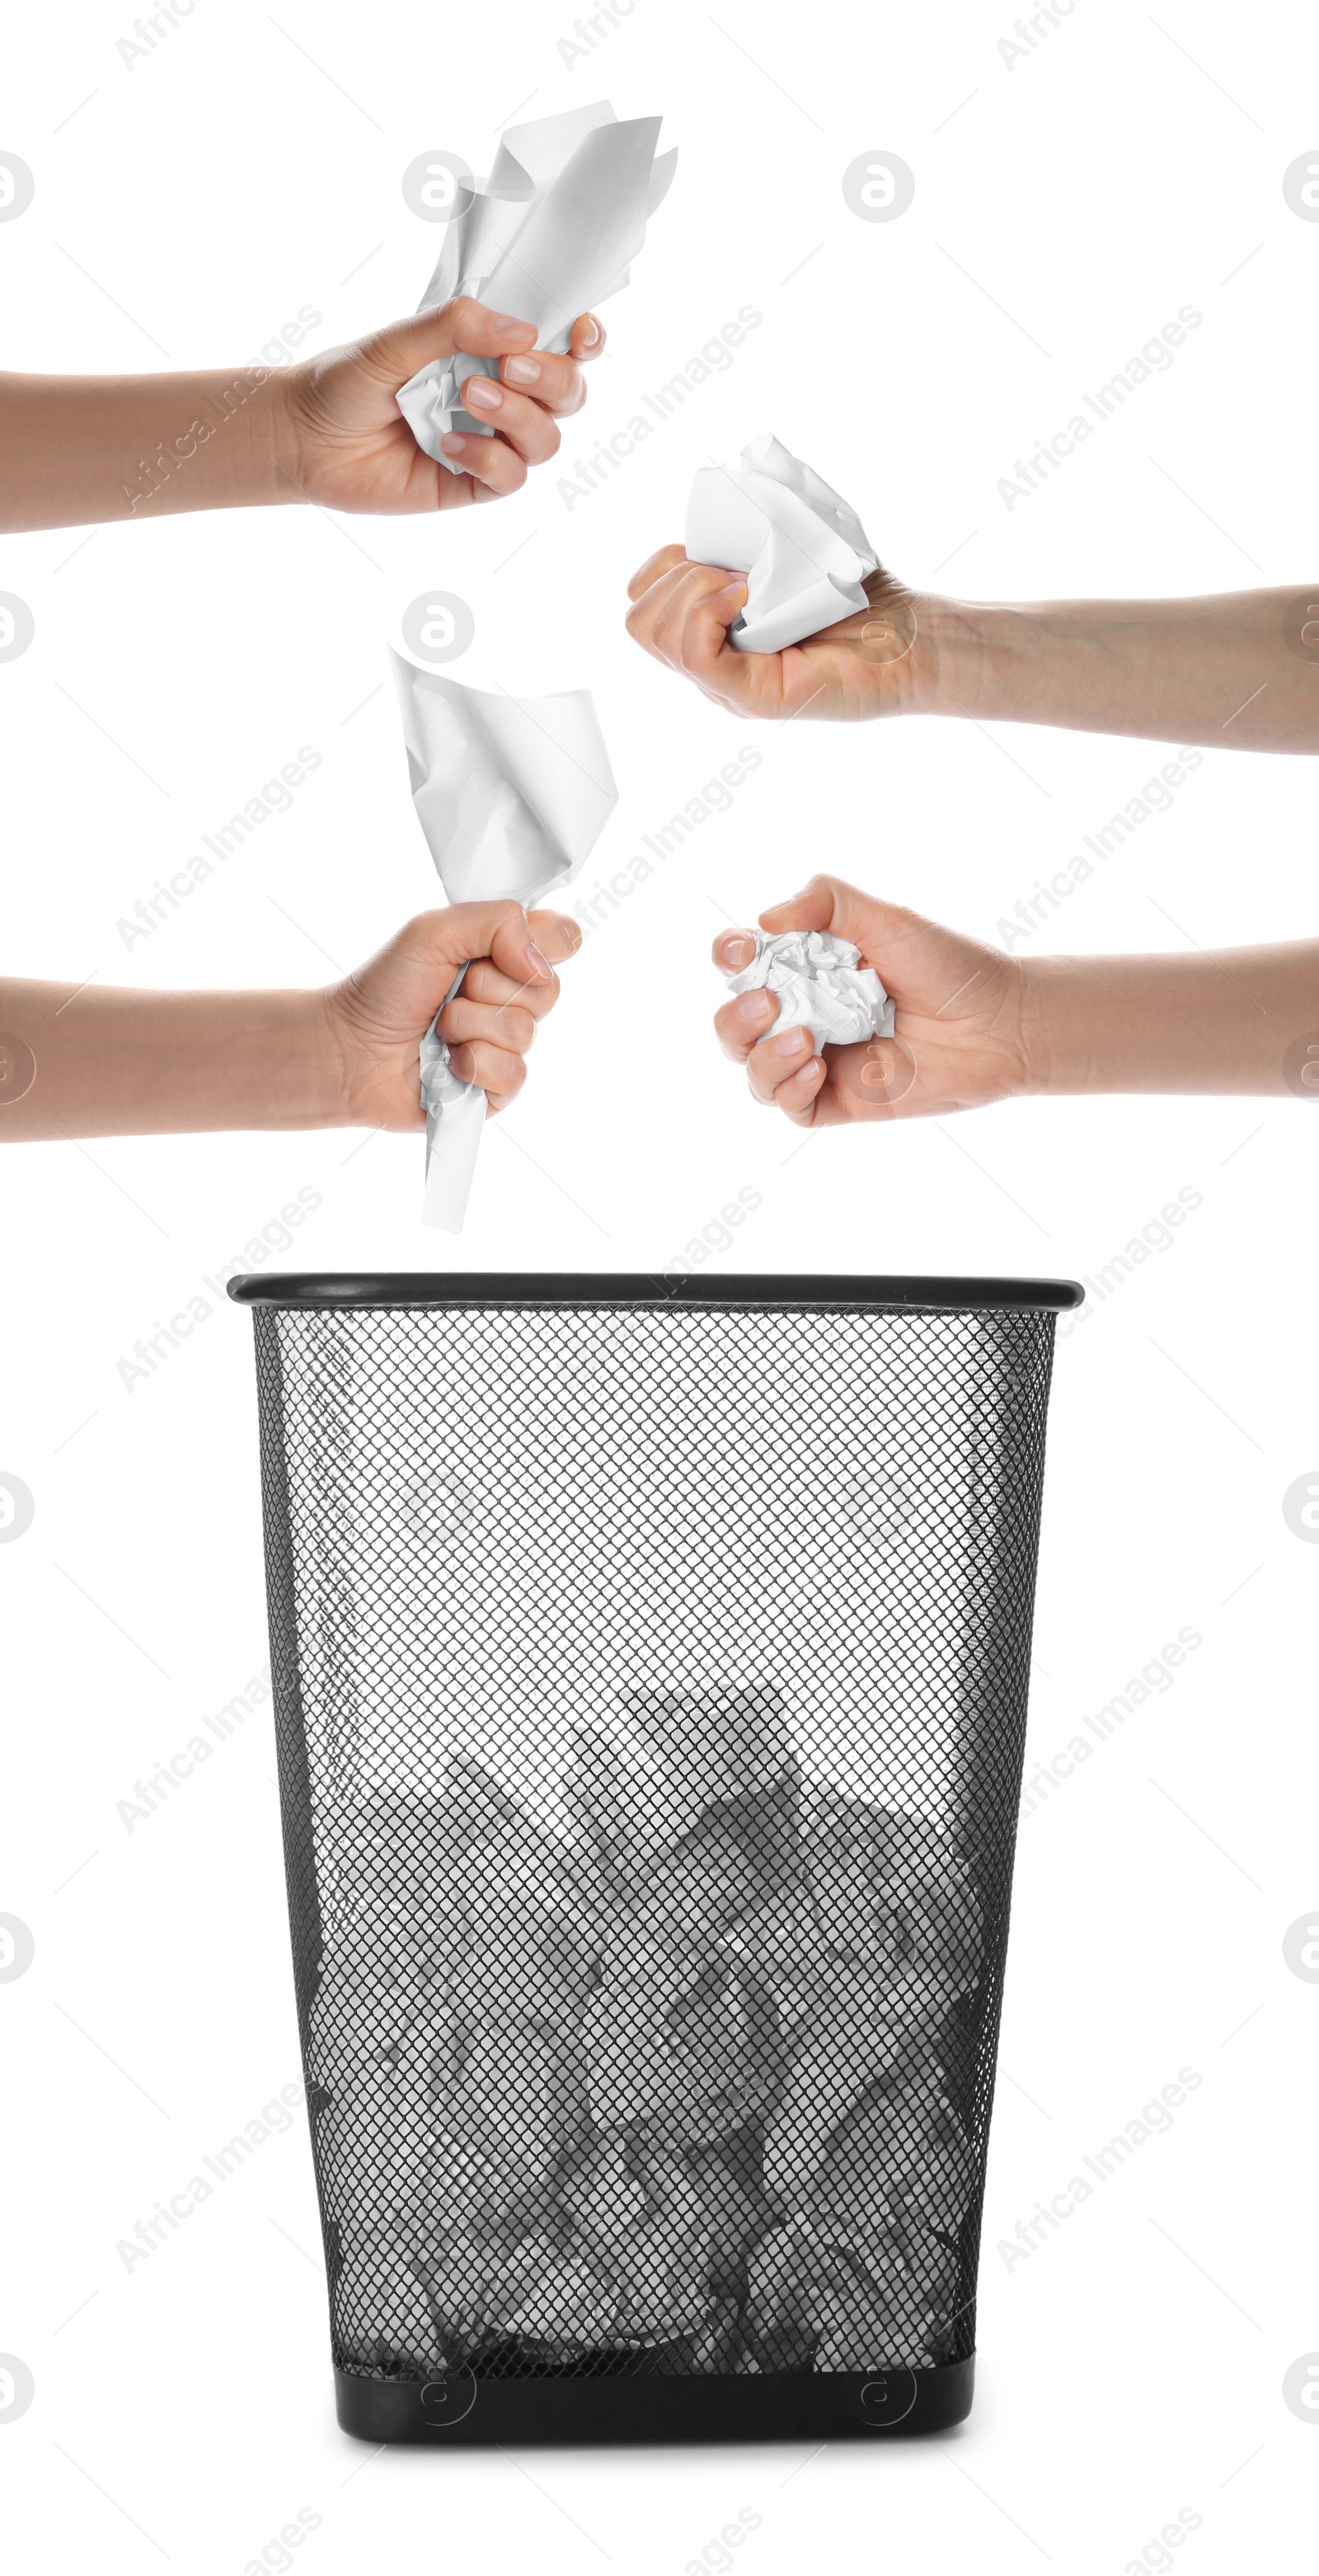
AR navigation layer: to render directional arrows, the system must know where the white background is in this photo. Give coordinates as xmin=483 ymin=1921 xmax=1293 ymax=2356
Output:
xmin=2 ymin=0 xmax=1318 ymax=2567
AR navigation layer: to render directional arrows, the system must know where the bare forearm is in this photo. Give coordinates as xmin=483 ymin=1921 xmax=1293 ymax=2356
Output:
xmin=0 ymin=980 xmax=343 ymax=1137
xmin=0 ymin=369 xmax=302 ymax=531
xmin=916 ymin=590 xmax=1319 ymax=753
xmin=1021 ymin=942 xmax=1319 ymax=1095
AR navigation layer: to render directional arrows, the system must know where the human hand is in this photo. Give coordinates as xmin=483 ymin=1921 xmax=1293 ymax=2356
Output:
xmin=628 ymin=543 xmax=1319 ymax=752
xmin=626 ymin=547 xmax=928 ymax=722
xmin=711 ymin=877 xmax=1027 ymax=1128
xmin=322 ymin=901 xmax=581 ymax=1129
xmin=283 ymin=298 xmax=605 ymax=512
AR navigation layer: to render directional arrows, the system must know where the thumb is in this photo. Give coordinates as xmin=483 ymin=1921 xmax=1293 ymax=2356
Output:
xmin=758 ymin=875 xmax=930 ymax=975
xmin=340 ymin=902 xmax=547 ymax=1036
xmin=359 ymin=295 xmax=537 ymax=387
xmin=526 ymin=906 xmax=584 ymax=967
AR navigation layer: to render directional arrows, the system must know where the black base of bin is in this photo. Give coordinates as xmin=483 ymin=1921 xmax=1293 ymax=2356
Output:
xmin=335 ymin=2356 xmax=974 ymax=2446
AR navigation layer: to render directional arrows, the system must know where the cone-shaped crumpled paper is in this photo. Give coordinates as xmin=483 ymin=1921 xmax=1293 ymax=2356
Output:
xmin=725 ymin=930 xmax=895 ymax=1052
xmin=397 ymin=102 xmax=677 ymax=472
xmin=391 ymin=653 xmax=617 ymax=1231
xmin=686 ymin=434 xmax=878 ymax=655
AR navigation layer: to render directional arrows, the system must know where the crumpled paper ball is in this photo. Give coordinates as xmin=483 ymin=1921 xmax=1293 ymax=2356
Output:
xmin=725 ymin=928 xmax=895 ymax=1055
xmin=685 ymin=433 xmax=878 ymax=653
xmin=330 ymin=1726 xmax=987 ymax=2370
xmin=565 ymin=1682 xmax=793 ymax=1865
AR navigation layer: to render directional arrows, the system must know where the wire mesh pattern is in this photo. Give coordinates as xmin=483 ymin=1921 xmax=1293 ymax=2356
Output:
xmin=246 ymin=1290 xmax=1058 ymax=2387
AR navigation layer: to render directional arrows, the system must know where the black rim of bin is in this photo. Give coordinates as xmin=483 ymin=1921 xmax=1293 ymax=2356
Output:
xmin=228 ymin=1272 xmax=1085 ymax=1312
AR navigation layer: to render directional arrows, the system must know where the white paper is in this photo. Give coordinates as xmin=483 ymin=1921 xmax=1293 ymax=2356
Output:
xmin=725 ymin=929 xmax=895 ymax=1054
xmin=416 ymin=985 xmax=486 ymax=1232
xmin=390 ymin=652 xmax=618 ymax=1231
xmin=686 ymin=433 xmax=878 ymax=655
xmin=397 ymin=102 xmax=677 ymax=472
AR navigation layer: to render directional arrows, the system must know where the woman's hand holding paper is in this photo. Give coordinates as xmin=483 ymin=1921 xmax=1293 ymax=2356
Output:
xmin=0 ymin=905 xmax=579 ymax=1143
xmin=324 ymin=902 xmax=580 ymax=1129
xmin=389 ymin=660 xmax=617 ymax=1229
xmin=285 ymin=300 xmax=604 ymax=513
xmin=631 ymin=455 xmax=1319 ymax=751
xmin=626 ymin=543 xmax=923 ymax=724
xmin=622 ymin=433 xmax=920 ymax=719
xmin=0 ymin=304 xmax=603 ymax=534
xmin=713 ymin=874 xmax=1319 ymax=1131
xmin=712 ymin=877 xmax=1027 ymax=1130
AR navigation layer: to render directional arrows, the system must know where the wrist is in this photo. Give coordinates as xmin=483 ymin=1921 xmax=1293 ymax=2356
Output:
xmin=182 ymin=987 xmax=346 ymax=1130
xmin=284 ymin=987 xmax=354 ymax=1126
xmin=114 ymin=367 xmax=307 ymax=519
xmin=1016 ymin=954 xmax=1176 ymax=1098
xmin=179 ymin=364 xmax=306 ymax=513
xmin=246 ymin=364 xmax=306 ymax=509
xmin=201 ymin=987 xmax=348 ymax=1129
xmin=910 ymin=599 xmax=1043 ymax=723
xmin=1016 ymin=957 xmax=1092 ymax=1097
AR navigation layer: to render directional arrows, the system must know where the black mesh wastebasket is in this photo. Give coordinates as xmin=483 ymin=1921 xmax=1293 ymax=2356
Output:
xmin=230 ymin=1271 xmax=1080 ymax=2445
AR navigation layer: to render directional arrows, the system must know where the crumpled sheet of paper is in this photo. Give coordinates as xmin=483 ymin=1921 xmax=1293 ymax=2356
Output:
xmin=685 ymin=434 xmax=878 ymax=654
xmin=314 ymin=1707 xmax=983 ymax=2376
xmin=390 ymin=652 xmax=617 ymax=1231
xmin=724 ymin=929 xmax=895 ymax=1053
xmin=397 ymin=101 xmax=677 ymax=472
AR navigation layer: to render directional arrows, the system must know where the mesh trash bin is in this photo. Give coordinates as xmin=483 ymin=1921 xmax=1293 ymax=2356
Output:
xmin=231 ymin=1270 xmax=1081 ymax=2445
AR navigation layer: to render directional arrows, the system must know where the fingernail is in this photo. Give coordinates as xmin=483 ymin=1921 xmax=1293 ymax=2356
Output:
xmin=524 ymin=941 xmax=552 ymax=981
xmin=736 ymin=990 xmax=772 ymax=1022
xmin=716 ymin=579 xmax=749 ymax=601
xmin=581 ymin=315 xmax=601 ymax=346
xmin=791 ymin=1058 xmax=822 ymax=1086
xmin=502 ymin=355 xmax=540 ymax=386
xmin=564 ymin=921 xmax=583 ymax=952
xmin=490 ymin=310 xmax=533 ymax=341
xmin=723 ymin=936 xmax=755 ymax=968
xmin=772 ymin=1027 xmax=808 ymax=1059
xmin=464 ymin=378 xmax=502 ymax=412
xmin=439 ymin=434 xmax=467 ymax=457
